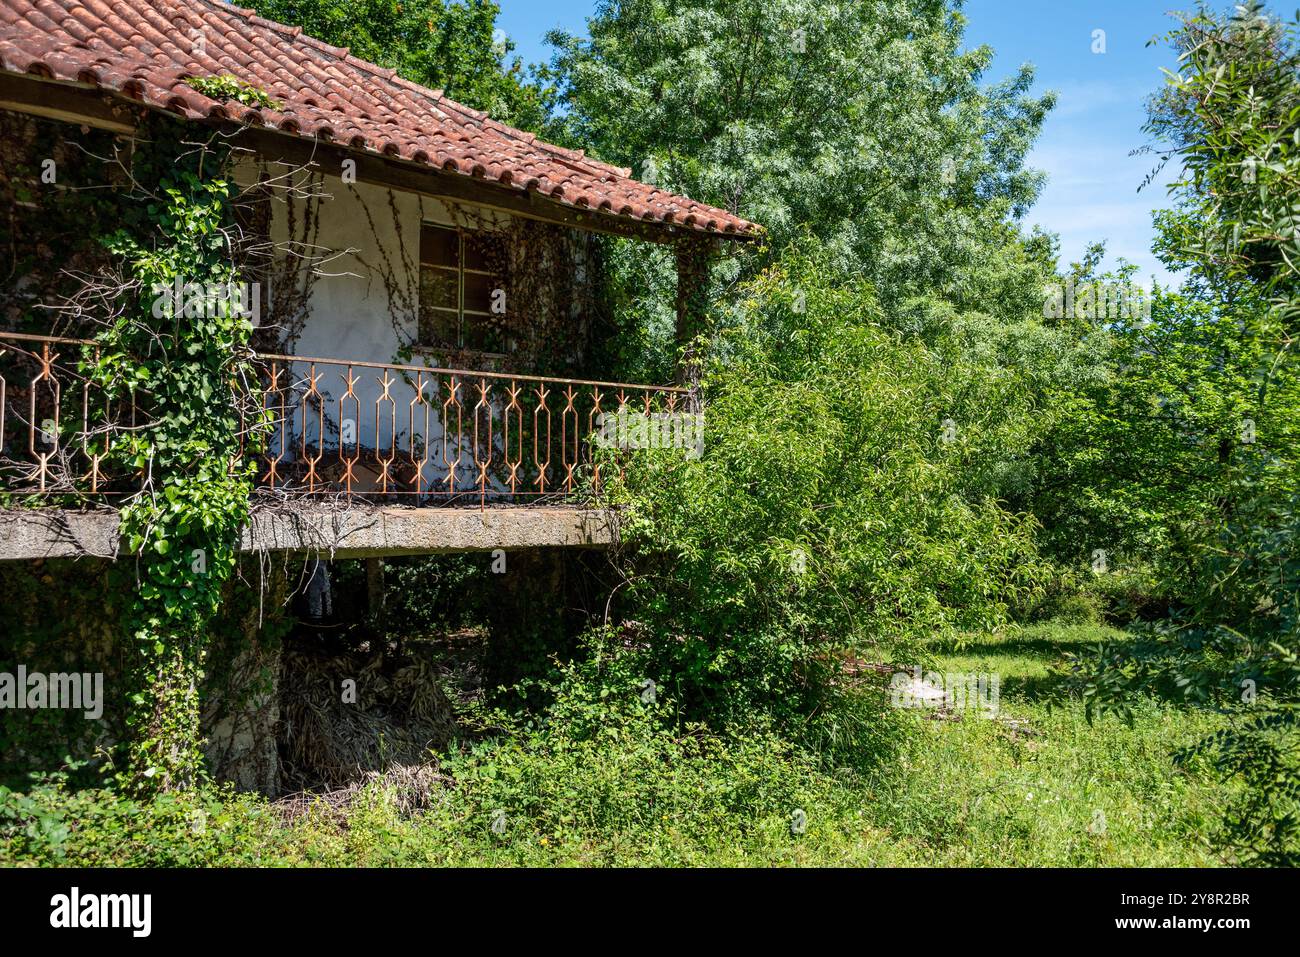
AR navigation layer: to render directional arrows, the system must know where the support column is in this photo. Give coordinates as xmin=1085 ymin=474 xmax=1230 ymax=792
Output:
xmin=675 ymin=235 xmax=716 ymax=410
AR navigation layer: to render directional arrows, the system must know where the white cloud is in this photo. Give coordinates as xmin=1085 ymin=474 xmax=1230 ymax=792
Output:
xmin=1024 ymin=149 xmax=1181 ymax=285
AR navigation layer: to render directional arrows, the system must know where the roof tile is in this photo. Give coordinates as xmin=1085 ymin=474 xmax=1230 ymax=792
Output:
xmin=0 ymin=0 xmax=759 ymax=238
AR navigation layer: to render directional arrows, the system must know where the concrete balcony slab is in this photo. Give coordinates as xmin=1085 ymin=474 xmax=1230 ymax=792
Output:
xmin=0 ymin=505 xmax=618 ymax=561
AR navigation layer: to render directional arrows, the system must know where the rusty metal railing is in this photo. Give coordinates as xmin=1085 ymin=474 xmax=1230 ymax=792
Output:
xmin=0 ymin=332 xmax=130 ymax=497
xmin=0 ymin=332 xmax=688 ymax=505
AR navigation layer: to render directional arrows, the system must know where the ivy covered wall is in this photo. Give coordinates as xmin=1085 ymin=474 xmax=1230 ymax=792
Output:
xmin=1 ymin=102 xmax=620 ymax=798
xmin=2 ymin=105 xmax=282 ymax=793
xmin=0 ymin=108 xmax=127 ymax=341
xmin=254 ymin=166 xmax=611 ymax=378
xmin=0 ymin=556 xmax=291 ymax=794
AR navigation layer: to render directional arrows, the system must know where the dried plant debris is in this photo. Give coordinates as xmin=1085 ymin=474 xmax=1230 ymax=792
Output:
xmin=278 ymin=643 xmax=458 ymax=793
xmin=274 ymin=762 xmax=455 ymax=825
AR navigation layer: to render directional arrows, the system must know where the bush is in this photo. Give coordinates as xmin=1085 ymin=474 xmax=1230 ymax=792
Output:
xmin=0 ymin=771 xmax=283 ymax=866
xmin=600 ymin=248 xmax=1050 ymax=759
xmin=446 ymin=660 xmax=837 ymax=855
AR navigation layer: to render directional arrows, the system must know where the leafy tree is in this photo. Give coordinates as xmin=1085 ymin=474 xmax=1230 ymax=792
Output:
xmin=547 ymin=0 xmax=1054 ymax=313
xmin=253 ymin=0 xmax=555 ymax=133
xmin=1069 ymin=1 xmax=1300 ymax=865
xmin=603 ymin=246 xmax=1050 ymax=760
xmin=1147 ymin=0 xmax=1300 ymax=323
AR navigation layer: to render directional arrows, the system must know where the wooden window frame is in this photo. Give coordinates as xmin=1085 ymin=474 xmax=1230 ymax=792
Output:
xmin=419 ymin=222 xmax=506 ymax=353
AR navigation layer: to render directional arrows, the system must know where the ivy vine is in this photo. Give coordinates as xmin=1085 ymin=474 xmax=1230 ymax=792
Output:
xmin=87 ymin=120 xmax=263 ymax=792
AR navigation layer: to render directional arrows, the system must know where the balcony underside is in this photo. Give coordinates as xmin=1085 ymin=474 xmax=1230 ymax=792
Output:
xmin=0 ymin=504 xmax=618 ymax=561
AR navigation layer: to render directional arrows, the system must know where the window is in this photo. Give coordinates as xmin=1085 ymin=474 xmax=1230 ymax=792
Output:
xmin=419 ymin=223 xmax=508 ymax=353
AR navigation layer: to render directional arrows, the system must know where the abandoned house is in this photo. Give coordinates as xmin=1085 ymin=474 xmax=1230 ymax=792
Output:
xmin=0 ymin=0 xmax=758 ymax=794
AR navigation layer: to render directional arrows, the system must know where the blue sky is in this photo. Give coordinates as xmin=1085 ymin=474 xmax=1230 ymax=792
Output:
xmin=496 ymin=0 xmax=1198 ymax=285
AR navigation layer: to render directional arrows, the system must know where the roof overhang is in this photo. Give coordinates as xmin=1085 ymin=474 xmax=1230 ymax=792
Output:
xmin=0 ymin=69 xmax=756 ymax=247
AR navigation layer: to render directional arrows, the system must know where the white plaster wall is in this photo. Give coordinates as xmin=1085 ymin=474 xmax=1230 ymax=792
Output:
xmin=287 ymin=174 xmax=419 ymax=364
xmin=231 ymin=159 xmax=511 ymax=363
xmin=276 ymin=175 xmax=507 ymax=364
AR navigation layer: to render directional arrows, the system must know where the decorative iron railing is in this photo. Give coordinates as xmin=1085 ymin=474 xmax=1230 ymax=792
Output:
xmin=0 ymin=333 xmax=690 ymax=506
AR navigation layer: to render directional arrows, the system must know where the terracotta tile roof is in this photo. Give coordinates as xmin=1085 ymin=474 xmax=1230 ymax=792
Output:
xmin=0 ymin=0 xmax=760 ymax=239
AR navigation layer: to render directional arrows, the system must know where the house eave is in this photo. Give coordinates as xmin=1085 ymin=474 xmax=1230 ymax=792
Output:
xmin=0 ymin=69 xmax=761 ymax=247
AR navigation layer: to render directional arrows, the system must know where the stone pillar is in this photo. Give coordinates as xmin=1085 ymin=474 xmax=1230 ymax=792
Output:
xmin=201 ymin=559 xmax=292 ymax=796
xmin=675 ymin=235 xmax=716 ymax=409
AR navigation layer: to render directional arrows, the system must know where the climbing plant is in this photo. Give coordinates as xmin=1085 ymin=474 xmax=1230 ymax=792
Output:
xmin=184 ymin=75 xmax=282 ymax=111
xmin=0 ymin=110 xmax=125 ymax=338
xmin=349 ymin=185 xmax=605 ymax=377
xmin=87 ymin=119 xmax=264 ymax=792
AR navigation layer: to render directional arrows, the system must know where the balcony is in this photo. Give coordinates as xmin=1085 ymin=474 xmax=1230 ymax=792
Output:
xmin=0 ymin=332 xmax=690 ymax=559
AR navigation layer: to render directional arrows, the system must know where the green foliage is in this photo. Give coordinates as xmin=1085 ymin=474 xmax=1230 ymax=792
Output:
xmin=86 ymin=120 xmax=261 ymax=792
xmin=1066 ymin=613 xmax=1300 ymax=864
xmin=0 ymin=773 xmax=283 ymax=866
xmin=0 ymin=623 xmax=1232 ymax=867
xmin=599 ymin=248 xmax=1049 ymax=759
xmin=1178 ymin=693 xmax=1300 ymax=867
xmin=339 ymin=554 xmax=490 ymax=638
xmin=8 ymin=0 xmax=1296 ymax=869
xmin=1060 ymin=2 xmax=1300 ymax=865
xmin=1030 ymin=283 xmax=1294 ymax=593
xmin=873 ymin=623 xmax=1231 ymax=866
xmin=549 ymin=0 xmax=1053 ymax=311
xmin=1148 ymin=0 xmax=1300 ymax=324
xmin=184 ymin=74 xmax=282 ymax=110
xmin=252 ymin=0 xmax=554 ymax=133
xmin=0 ymin=562 xmax=124 ymax=786
xmin=587 ymin=238 xmax=680 ymax=384
xmin=443 ymin=655 xmax=835 ymax=853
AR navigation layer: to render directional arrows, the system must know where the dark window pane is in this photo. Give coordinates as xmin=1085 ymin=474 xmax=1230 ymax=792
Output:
xmin=420 ymin=224 xmax=459 ymax=267
xmin=420 ymin=263 xmax=460 ymax=345
xmin=420 ymin=306 xmax=459 ymax=347
xmin=463 ymin=232 xmax=505 ymax=272
xmin=463 ymin=271 xmax=501 ymax=314
xmin=421 ymin=266 xmax=459 ymax=310
xmin=417 ymin=224 xmax=510 ymax=353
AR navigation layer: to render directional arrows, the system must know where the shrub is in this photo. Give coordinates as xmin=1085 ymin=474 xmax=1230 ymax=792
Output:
xmin=600 ymin=248 xmax=1050 ymax=759
xmin=0 ymin=771 xmax=283 ymax=867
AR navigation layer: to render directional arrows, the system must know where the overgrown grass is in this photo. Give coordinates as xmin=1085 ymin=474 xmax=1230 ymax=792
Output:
xmin=0 ymin=622 xmax=1234 ymax=867
xmin=863 ymin=622 xmax=1232 ymax=866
